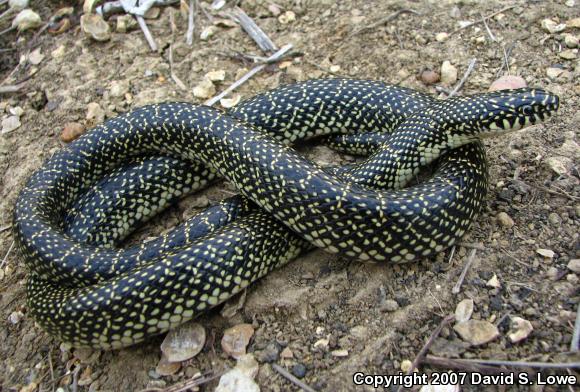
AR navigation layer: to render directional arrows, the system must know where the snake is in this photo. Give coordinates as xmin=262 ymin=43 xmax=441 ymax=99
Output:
xmin=12 ymin=79 xmax=559 ymax=349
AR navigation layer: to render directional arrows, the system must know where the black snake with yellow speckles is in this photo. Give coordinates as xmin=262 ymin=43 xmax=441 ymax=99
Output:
xmin=13 ymin=79 xmax=558 ymax=348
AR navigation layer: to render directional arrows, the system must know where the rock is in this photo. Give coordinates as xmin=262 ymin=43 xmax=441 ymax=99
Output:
xmin=109 ymin=81 xmax=129 ymax=98
xmin=193 ymin=79 xmax=215 ymax=99
xmin=440 ymin=61 xmax=457 ymax=86
xmin=496 ymin=212 xmax=515 ymax=228
xmin=278 ymin=11 xmax=296 ymax=24
xmin=489 ymin=75 xmax=527 ymax=92
xmin=160 ymin=322 xmax=206 ymax=362
xmin=221 ymin=95 xmax=241 ymax=109
xmin=12 ymin=9 xmax=42 ymax=31
xmin=51 ymin=45 xmax=66 ymax=59
xmin=350 ymin=325 xmax=368 ymax=339
xmin=86 ymin=102 xmax=105 ymax=123
xmin=453 ymin=320 xmax=499 ymax=346
xmin=221 ymin=323 xmax=254 ymax=359
xmin=564 ymin=34 xmax=578 ymax=49
xmin=292 ymin=363 xmax=307 ymax=378
xmin=546 ymin=67 xmax=565 ymax=81
xmin=536 ymin=248 xmax=555 ymax=259
xmin=546 ymin=156 xmax=573 ymax=175
xmin=1 ymin=115 xmax=21 ymax=134
xmin=381 ymin=299 xmax=399 ymax=312
xmin=548 ymin=212 xmax=561 ymax=226
xmin=280 ymin=347 xmax=293 ymax=359
xmin=80 ymin=14 xmax=111 ymax=41
xmin=559 ymin=49 xmax=578 ymax=60
xmin=116 ymin=14 xmax=138 ymax=33
xmin=420 ymin=69 xmax=440 ymax=85
xmin=567 ymin=17 xmax=580 ymax=28
xmin=331 ymin=349 xmax=348 ymax=357
xmin=8 ymin=310 xmax=24 ymax=324
xmin=215 ymin=368 xmax=259 ymax=392
xmin=486 ymin=274 xmax=501 ymax=288
xmin=541 ymin=19 xmax=566 ymax=34
xmin=400 ymin=359 xmax=413 ymax=372
xmin=565 ymin=0 xmax=575 ymax=7
xmin=455 ymin=299 xmax=474 ymax=323
xmin=268 ymin=4 xmax=281 ymax=16
xmin=205 ymin=70 xmax=226 ymax=82
xmin=313 ymin=338 xmax=329 ymax=350
xmin=28 ymin=48 xmax=44 ymax=65
xmin=200 ymin=25 xmax=217 ymax=40
xmin=9 ymin=0 xmax=28 ymax=11
xmin=236 ymin=354 xmax=259 ymax=378
xmin=220 ymin=290 xmax=246 ymax=318
xmin=567 ymin=259 xmax=580 ymax=273
xmin=508 ymin=317 xmax=533 ymax=343
xmin=435 ymin=32 xmax=449 ymax=42
xmin=546 ymin=266 xmax=560 ymax=281
xmin=254 ymin=342 xmax=280 ymax=363
xmin=155 ymin=354 xmax=181 ymax=376
xmin=144 ymin=7 xmax=160 ymax=19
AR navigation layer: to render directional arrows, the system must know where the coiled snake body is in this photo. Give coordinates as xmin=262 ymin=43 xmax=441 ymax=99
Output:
xmin=13 ymin=79 xmax=558 ymax=348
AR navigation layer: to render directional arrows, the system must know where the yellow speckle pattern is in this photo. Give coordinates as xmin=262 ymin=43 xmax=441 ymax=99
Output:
xmin=12 ymin=79 xmax=558 ymax=349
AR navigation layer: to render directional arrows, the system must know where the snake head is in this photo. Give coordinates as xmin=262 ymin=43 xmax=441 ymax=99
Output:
xmin=435 ymin=88 xmax=560 ymax=141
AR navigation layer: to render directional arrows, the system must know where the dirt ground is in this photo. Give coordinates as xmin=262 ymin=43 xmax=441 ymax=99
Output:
xmin=0 ymin=0 xmax=579 ymax=391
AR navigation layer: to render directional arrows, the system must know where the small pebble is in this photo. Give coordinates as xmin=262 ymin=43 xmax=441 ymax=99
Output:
xmin=86 ymin=102 xmax=105 ymax=123
xmin=109 ymin=81 xmax=129 ymax=98
xmin=546 ymin=156 xmax=572 ymax=175
xmin=435 ymin=32 xmax=449 ymax=42
xmin=221 ymin=323 xmax=254 ymax=359
xmin=28 ymin=48 xmax=44 ymax=65
xmin=220 ymin=94 xmax=241 ymax=109
xmin=1 ymin=115 xmax=21 ymax=134
xmin=292 ymin=363 xmax=307 ymax=379
xmin=193 ymin=79 xmax=215 ymax=99
xmin=313 ymin=338 xmax=329 ymax=350
xmin=205 ymin=70 xmax=226 ymax=82
xmin=155 ymin=354 xmax=181 ymax=376
xmin=453 ymin=320 xmax=499 ymax=345
xmin=254 ymin=342 xmax=280 ymax=363
xmin=564 ymin=34 xmax=578 ymax=49
xmin=455 ymin=299 xmax=474 ymax=323
xmin=381 ymin=299 xmax=399 ymax=312
xmin=541 ymin=19 xmax=566 ymax=34
xmin=12 ymin=9 xmax=41 ymax=31
xmin=536 ymin=248 xmax=555 ymax=259
xmin=80 ymin=13 xmax=111 ymax=41
xmin=8 ymin=310 xmax=24 ymax=324
xmin=567 ymin=259 xmax=580 ymax=273
xmin=280 ymin=347 xmax=293 ymax=359
xmin=489 ymin=75 xmax=527 ymax=92
xmin=278 ymin=11 xmax=296 ymax=24
xmin=508 ymin=316 xmax=533 ymax=343
xmin=268 ymin=4 xmax=281 ymax=16
xmin=559 ymin=49 xmax=578 ymax=60
xmin=116 ymin=14 xmax=138 ymax=33
xmin=400 ymin=359 xmax=413 ymax=372
xmin=548 ymin=212 xmax=561 ymax=226
xmin=567 ymin=17 xmax=580 ymax=28
xmin=215 ymin=369 xmax=259 ymax=392
xmin=200 ymin=26 xmax=217 ymax=40
xmin=420 ymin=69 xmax=440 ymax=85
xmin=546 ymin=67 xmax=565 ymax=81
xmin=331 ymin=349 xmax=348 ymax=357
xmin=160 ymin=322 xmax=206 ymax=362
xmin=496 ymin=212 xmax=515 ymax=228
xmin=440 ymin=61 xmax=458 ymax=86
xmin=546 ymin=266 xmax=560 ymax=281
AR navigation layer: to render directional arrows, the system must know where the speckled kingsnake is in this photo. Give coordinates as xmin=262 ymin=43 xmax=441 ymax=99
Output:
xmin=13 ymin=79 xmax=559 ymax=348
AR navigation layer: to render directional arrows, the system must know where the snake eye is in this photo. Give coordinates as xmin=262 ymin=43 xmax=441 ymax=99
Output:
xmin=520 ymin=105 xmax=534 ymax=117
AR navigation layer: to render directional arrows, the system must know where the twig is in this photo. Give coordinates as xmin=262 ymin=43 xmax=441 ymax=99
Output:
xmin=231 ymin=7 xmax=277 ymax=53
xmin=272 ymin=364 xmax=317 ymax=392
xmin=186 ymin=0 xmax=196 ymax=46
xmin=1 ymin=241 xmax=14 ymax=268
xmin=424 ymin=355 xmax=519 ymax=375
xmin=136 ymin=15 xmax=157 ymax=51
xmin=169 ymin=44 xmax=187 ymax=90
xmin=349 ymin=9 xmax=420 ymax=38
xmin=205 ymin=43 xmax=292 ymax=106
xmin=452 ymin=248 xmax=477 ymax=294
xmin=0 ymin=83 xmax=26 ymax=94
xmin=536 ymin=185 xmax=579 ymax=201
xmin=447 ymin=58 xmax=477 ymax=97
xmin=395 ymin=315 xmax=455 ymax=392
xmin=71 ymin=366 xmax=81 ymax=392
xmin=0 ymin=225 xmax=11 ymax=233
xmin=481 ymin=13 xmax=497 ymax=42
xmin=139 ymin=370 xmax=225 ymax=392
xmin=0 ymin=25 xmax=16 ymax=36
xmin=447 ymin=245 xmax=456 ymax=264
xmin=450 ymin=5 xmax=517 ymax=35
xmin=571 ymin=302 xmax=580 ymax=352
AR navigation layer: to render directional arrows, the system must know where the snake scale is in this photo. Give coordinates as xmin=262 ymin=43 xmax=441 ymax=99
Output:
xmin=13 ymin=79 xmax=559 ymax=349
